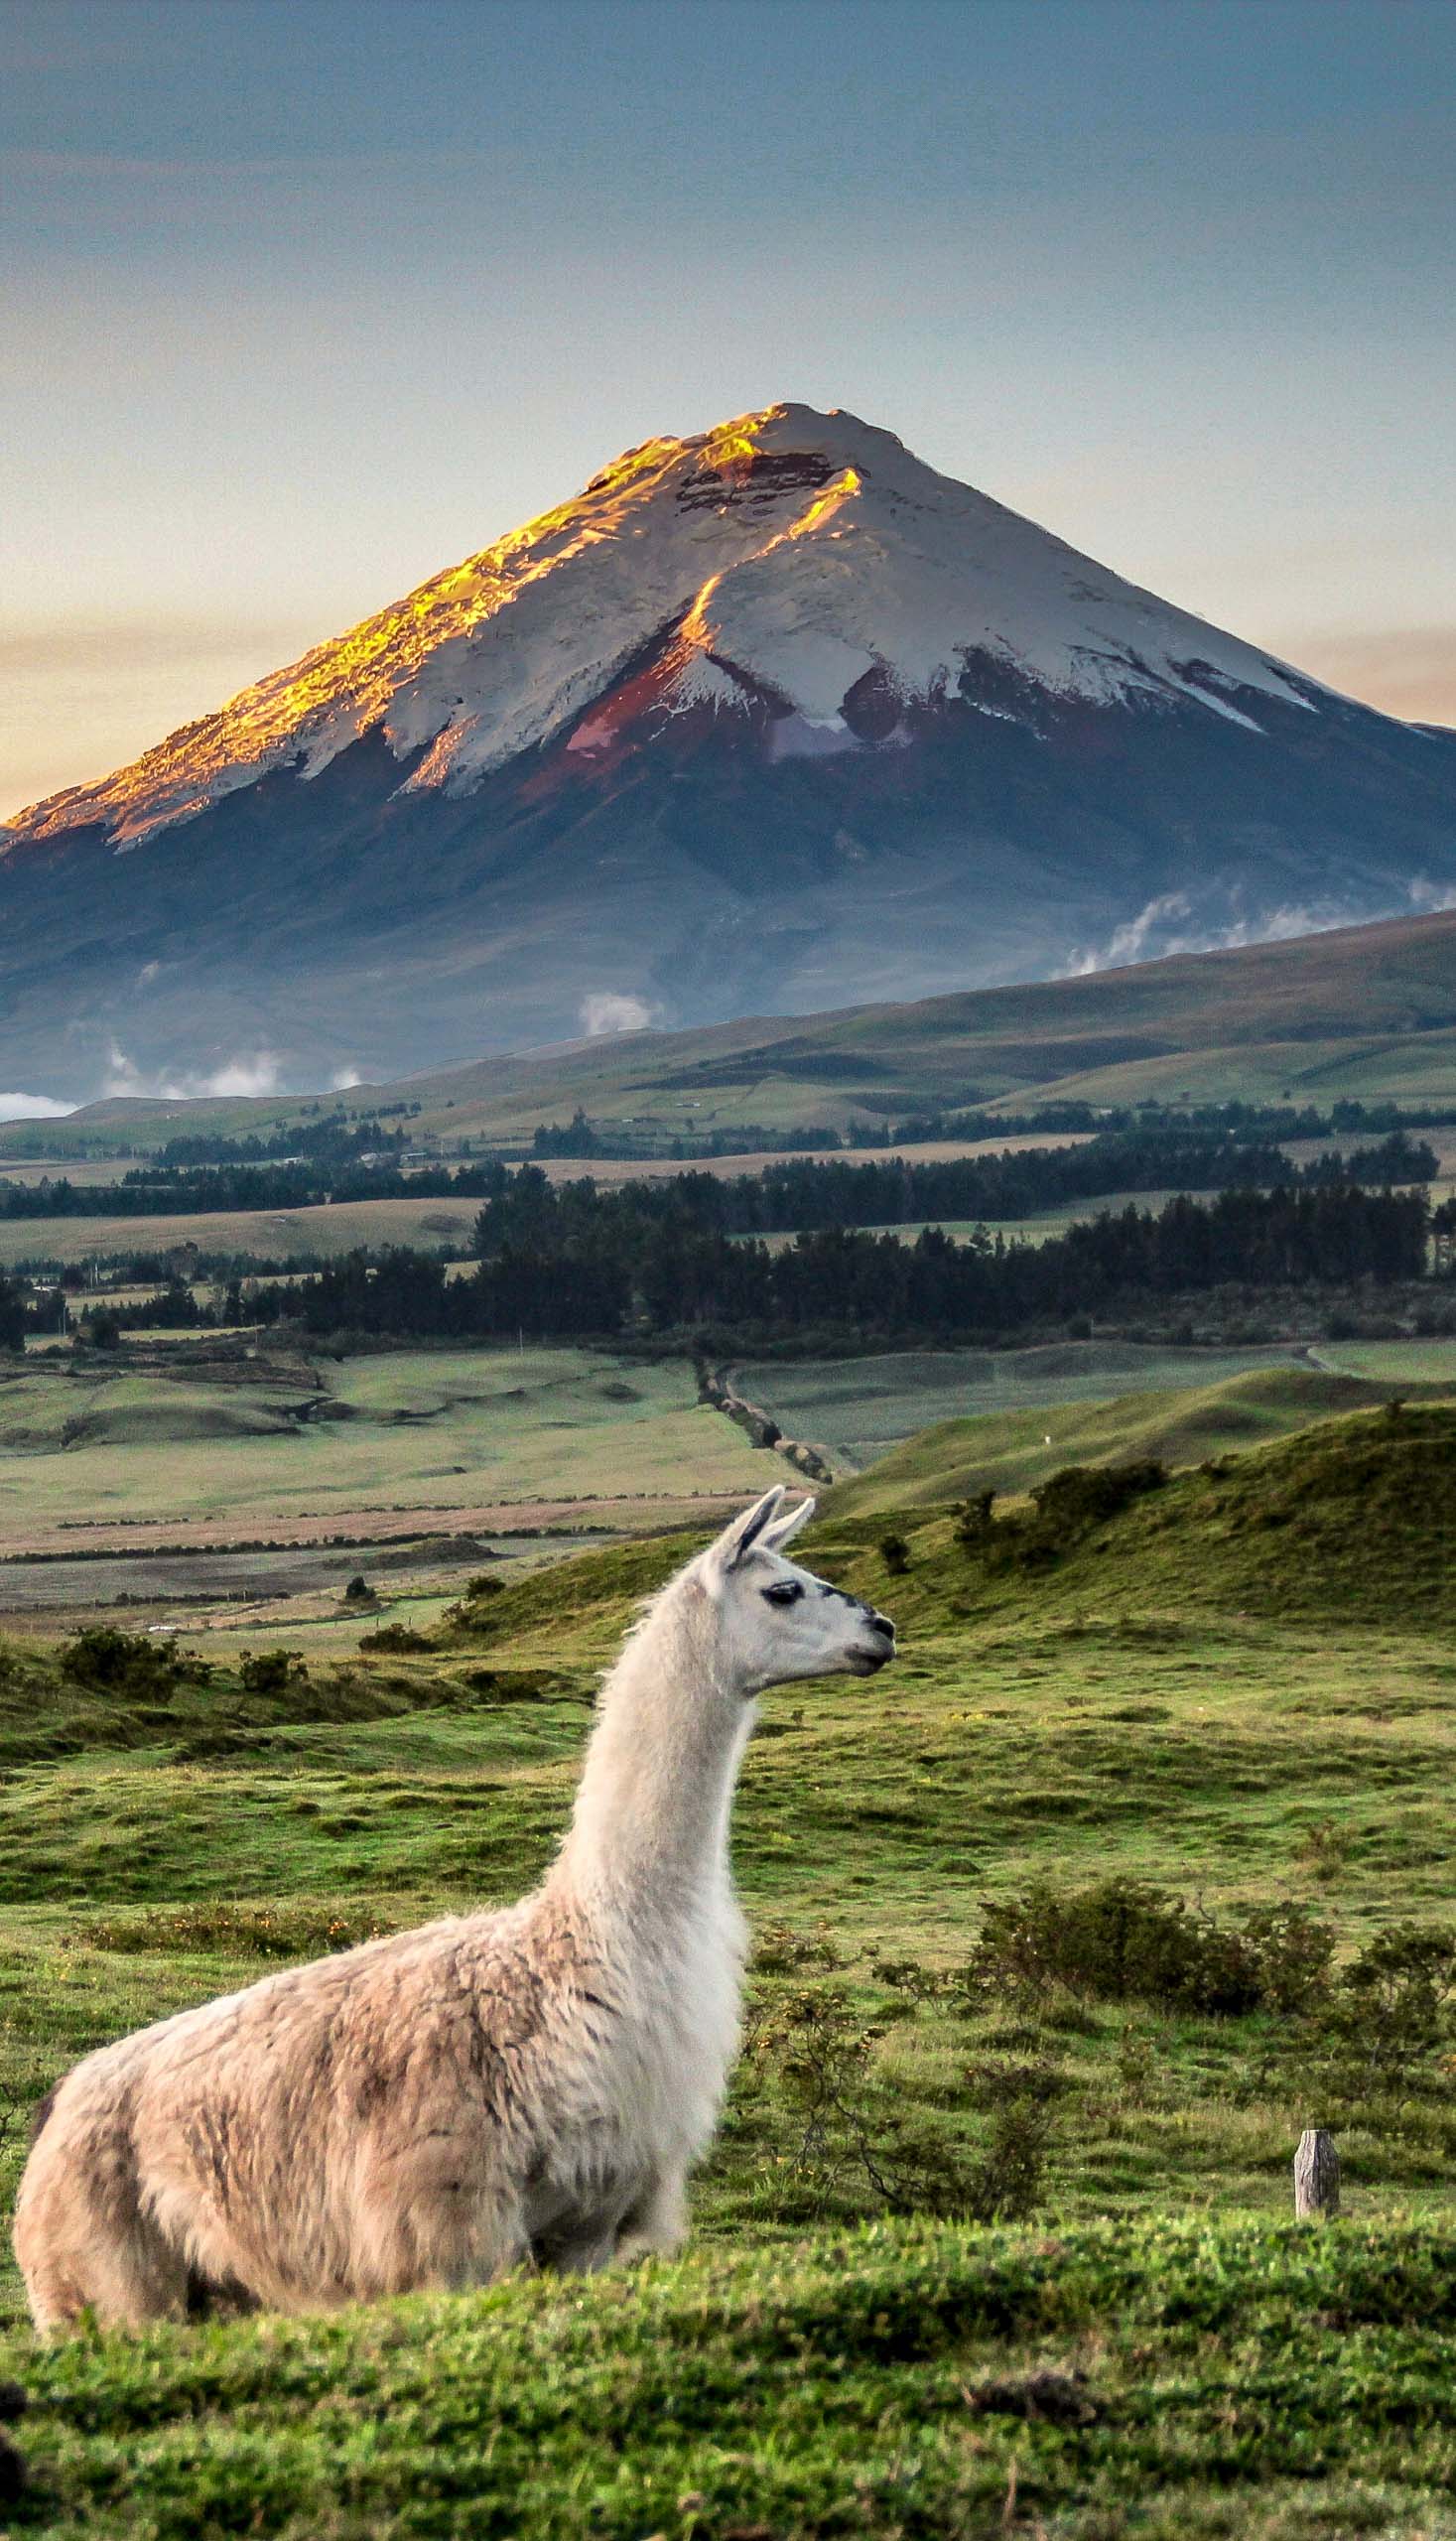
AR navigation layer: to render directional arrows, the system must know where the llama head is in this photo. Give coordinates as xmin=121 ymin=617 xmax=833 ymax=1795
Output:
xmin=697 ymin=1486 xmax=897 ymax=1695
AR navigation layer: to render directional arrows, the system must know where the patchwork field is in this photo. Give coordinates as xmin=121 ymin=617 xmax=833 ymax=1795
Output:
xmin=0 ymin=1344 xmax=768 ymax=1549
xmin=2 ymin=1403 xmax=1456 ymax=2530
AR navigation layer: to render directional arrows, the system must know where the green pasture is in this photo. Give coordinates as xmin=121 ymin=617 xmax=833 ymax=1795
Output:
xmin=0 ymin=1192 xmax=483 ymax=1270
xmin=3 ymin=1401 xmax=1456 ymax=2529
xmin=0 ymin=1346 xmax=768 ymax=1538
xmin=738 ymin=1339 xmax=1313 ymax=1472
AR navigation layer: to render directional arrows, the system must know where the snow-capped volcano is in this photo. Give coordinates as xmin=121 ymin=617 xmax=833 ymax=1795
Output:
xmin=12 ymin=404 xmax=1324 ymax=852
xmin=4 ymin=404 xmax=1454 ymax=1100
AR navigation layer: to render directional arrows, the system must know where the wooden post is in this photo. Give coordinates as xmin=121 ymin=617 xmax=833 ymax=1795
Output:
xmin=1294 ymin=2127 xmax=1340 ymax=2218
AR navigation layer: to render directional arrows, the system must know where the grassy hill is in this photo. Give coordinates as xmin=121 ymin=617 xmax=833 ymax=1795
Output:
xmin=825 ymin=1363 xmax=1456 ymax=1513
xmin=11 ymin=904 xmax=1456 ymax=1154
xmin=4 ymin=1401 xmax=1456 ymax=2531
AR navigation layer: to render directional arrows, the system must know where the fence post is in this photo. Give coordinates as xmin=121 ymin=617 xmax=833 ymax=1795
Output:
xmin=1294 ymin=2127 xmax=1340 ymax=2218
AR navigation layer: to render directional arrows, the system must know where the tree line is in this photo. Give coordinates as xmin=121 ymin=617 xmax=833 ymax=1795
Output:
xmin=227 ymin=1182 xmax=1433 ymax=1347
xmin=0 ymin=1122 xmax=1434 ymax=1228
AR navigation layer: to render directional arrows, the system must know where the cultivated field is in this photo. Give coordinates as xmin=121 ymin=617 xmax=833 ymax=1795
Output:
xmin=0 ymin=1193 xmax=485 ymax=1270
xmin=2 ymin=1403 xmax=1456 ymax=2530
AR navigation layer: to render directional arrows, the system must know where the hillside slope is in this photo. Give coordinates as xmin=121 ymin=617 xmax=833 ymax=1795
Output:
xmin=824 ymin=1366 xmax=1456 ymax=1513
xmin=4 ymin=402 xmax=1453 ymax=1101
xmin=18 ymin=899 xmax=1456 ymax=1152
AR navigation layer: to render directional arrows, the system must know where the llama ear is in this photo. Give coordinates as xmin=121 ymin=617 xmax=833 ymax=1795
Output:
xmin=761 ymin=1493 xmax=816 ymax=1551
xmin=708 ymin=1485 xmax=787 ymax=1575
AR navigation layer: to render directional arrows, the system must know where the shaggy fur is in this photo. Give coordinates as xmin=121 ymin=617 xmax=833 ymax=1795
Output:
xmin=14 ymin=1487 xmax=894 ymax=2332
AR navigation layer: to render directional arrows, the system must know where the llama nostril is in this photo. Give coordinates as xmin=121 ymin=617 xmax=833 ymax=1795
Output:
xmin=868 ymin=1611 xmax=895 ymax=1640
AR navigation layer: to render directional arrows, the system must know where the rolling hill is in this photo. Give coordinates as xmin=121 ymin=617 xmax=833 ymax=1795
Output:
xmin=16 ymin=899 xmax=1456 ymax=1153
xmin=822 ymin=1365 xmax=1456 ymax=1513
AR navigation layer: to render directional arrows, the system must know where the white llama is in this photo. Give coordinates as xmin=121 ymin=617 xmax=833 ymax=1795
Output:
xmin=15 ymin=1486 xmax=895 ymax=2332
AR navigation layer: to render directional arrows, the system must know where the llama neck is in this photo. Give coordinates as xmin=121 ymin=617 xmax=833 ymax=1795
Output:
xmin=551 ymin=1584 xmax=748 ymax=1925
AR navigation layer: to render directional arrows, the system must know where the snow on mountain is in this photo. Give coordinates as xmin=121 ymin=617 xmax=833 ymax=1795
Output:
xmin=3 ymin=402 xmax=1452 ymax=1105
xmin=7 ymin=404 xmax=1327 ymax=853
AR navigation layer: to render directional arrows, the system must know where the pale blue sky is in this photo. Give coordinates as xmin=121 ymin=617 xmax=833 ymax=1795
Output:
xmin=4 ymin=0 xmax=1454 ymax=813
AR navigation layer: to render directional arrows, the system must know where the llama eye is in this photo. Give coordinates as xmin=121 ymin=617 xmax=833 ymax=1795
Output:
xmin=761 ymin=1581 xmax=804 ymax=1607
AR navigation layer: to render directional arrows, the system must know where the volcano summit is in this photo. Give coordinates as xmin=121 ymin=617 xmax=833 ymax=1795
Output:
xmin=6 ymin=403 xmax=1454 ymax=1101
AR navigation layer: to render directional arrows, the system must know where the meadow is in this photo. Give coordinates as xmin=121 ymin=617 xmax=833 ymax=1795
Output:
xmin=0 ymin=1345 xmax=766 ymax=1548
xmin=1 ymin=1399 xmax=1455 ymax=2530
xmin=733 ymin=1339 xmax=1314 ymax=1472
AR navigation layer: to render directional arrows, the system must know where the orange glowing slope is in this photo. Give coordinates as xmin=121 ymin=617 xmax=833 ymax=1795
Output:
xmin=1 ymin=402 xmax=1454 ymax=1101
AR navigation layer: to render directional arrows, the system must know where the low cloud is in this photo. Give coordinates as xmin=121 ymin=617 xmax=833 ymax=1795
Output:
xmin=579 ymin=992 xmax=657 ymax=1037
xmin=1408 ymin=878 xmax=1456 ymax=915
xmin=331 ymin=1066 xmax=364 ymax=1091
xmin=0 ymin=1090 xmax=74 ymax=1122
xmin=1062 ymin=894 xmax=1359 ymax=979
xmin=102 ymin=1045 xmax=284 ymax=1101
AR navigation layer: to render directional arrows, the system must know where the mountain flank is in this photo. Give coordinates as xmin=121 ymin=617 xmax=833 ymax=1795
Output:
xmin=19 ymin=902 xmax=1456 ymax=1153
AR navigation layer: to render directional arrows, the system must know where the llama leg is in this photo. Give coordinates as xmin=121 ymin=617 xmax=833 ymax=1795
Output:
xmin=615 ymin=2167 xmax=689 ymax=2262
xmin=17 ymin=2165 xmax=189 ymax=2335
xmin=352 ymin=2171 xmax=529 ymax=2301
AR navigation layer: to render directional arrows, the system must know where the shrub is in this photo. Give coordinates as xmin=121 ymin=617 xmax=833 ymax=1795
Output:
xmin=238 ymin=1649 xmax=310 ymax=1696
xmin=877 ymin=1533 xmax=911 ymax=1576
xmin=962 ymin=1461 xmax=1169 ymax=1572
xmin=1026 ymin=1460 xmax=1167 ymax=1551
xmin=358 ymin=1623 xmax=432 ymax=1655
xmin=954 ymin=1490 xmax=996 ymax=1550
xmin=1318 ymin=1924 xmax=1456 ymax=2081
xmin=58 ymin=1626 xmax=208 ymax=1699
xmin=743 ymin=1980 xmax=1053 ymax=2225
xmin=967 ymin=1879 xmax=1333 ymax=2018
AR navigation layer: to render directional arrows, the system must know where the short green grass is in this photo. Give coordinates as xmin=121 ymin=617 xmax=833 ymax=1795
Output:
xmin=825 ymin=1364 xmax=1456 ymax=1512
xmin=0 ymin=1346 xmax=767 ymax=1538
xmin=4 ymin=1403 xmax=1456 ymax=2531
xmin=8 ymin=2217 xmax=1456 ymax=2540
xmin=737 ymin=1341 xmax=1314 ymax=1475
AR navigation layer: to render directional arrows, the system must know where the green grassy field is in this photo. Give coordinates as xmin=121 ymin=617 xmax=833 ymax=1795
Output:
xmin=0 ymin=1345 xmax=768 ymax=1542
xmin=736 ymin=1340 xmax=1314 ymax=1472
xmin=0 ymin=1192 xmax=484 ymax=1270
xmin=2 ymin=1402 xmax=1456 ymax=2528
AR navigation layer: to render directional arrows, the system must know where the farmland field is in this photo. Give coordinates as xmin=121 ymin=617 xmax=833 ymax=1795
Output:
xmin=0 ymin=1344 xmax=769 ymax=1547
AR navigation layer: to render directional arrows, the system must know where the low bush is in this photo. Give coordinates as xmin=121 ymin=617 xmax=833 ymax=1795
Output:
xmin=74 ymin=1900 xmax=390 ymax=1959
xmin=968 ymin=1879 xmax=1333 ymax=2017
xmin=1317 ymin=1923 xmax=1456 ymax=2083
xmin=743 ymin=1980 xmax=1054 ymax=2226
xmin=357 ymin=1623 xmax=432 ymax=1655
xmin=238 ymin=1649 xmax=310 ymax=1696
xmin=58 ymin=1627 xmax=209 ymax=1699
